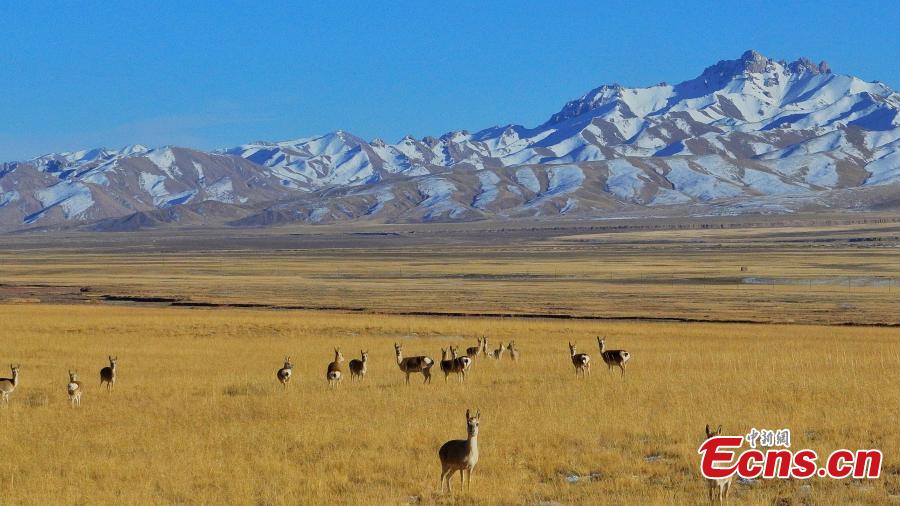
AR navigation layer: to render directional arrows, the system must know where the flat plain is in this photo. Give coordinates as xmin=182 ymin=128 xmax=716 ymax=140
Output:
xmin=0 ymin=214 xmax=898 ymax=504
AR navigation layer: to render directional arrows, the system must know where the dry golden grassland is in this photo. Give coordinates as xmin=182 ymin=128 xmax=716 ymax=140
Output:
xmin=0 ymin=304 xmax=897 ymax=505
xmin=1 ymin=220 xmax=898 ymax=325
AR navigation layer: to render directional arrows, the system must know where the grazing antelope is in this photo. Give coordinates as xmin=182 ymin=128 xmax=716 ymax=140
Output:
xmin=439 ymin=409 xmax=481 ymax=494
xmin=0 ymin=364 xmax=20 ymax=406
xmin=489 ymin=342 xmax=505 ymax=360
xmin=597 ymin=337 xmax=630 ymax=378
xmin=449 ymin=346 xmax=472 ymax=382
xmin=507 ymin=341 xmax=519 ymax=362
xmin=394 ymin=343 xmax=434 ymax=385
xmin=568 ymin=342 xmax=591 ymax=377
xmin=704 ymin=424 xmax=735 ymax=503
xmin=67 ymin=370 xmax=84 ymax=408
xmin=99 ymin=356 xmax=117 ymax=391
xmin=276 ymin=356 xmax=294 ymax=388
xmin=326 ymin=348 xmax=344 ymax=387
xmin=349 ymin=350 xmax=368 ymax=381
xmin=466 ymin=337 xmax=483 ymax=360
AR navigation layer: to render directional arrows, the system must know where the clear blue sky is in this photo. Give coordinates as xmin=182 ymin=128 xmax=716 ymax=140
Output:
xmin=1 ymin=0 xmax=897 ymax=161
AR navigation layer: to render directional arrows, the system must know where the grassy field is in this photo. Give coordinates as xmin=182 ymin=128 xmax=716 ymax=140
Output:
xmin=0 ymin=304 xmax=897 ymax=505
xmin=0 ymin=217 xmax=898 ymax=504
xmin=1 ymin=218 xmax=899 ymax=325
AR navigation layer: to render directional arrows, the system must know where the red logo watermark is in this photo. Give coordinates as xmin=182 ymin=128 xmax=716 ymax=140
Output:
xmin=698 ymin=428 xmax=882 ymax=480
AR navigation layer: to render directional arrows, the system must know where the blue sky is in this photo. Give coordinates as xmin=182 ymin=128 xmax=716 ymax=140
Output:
xmin=1 ymin=0 xmax=897 ymax=161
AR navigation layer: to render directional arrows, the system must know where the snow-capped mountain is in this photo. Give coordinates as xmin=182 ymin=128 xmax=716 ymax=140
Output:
xmin=1 ymin=50 xmax=898 ymax=231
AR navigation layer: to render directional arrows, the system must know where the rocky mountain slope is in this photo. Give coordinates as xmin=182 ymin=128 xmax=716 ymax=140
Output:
xmin=1 ymin=50 xmax=898 ymax=232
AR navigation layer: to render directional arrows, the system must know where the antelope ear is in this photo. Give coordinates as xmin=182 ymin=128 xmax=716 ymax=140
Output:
xmin=465 ymin=409 xmax=470 ymax=419
xmin=476 ymin=409 xmax=481 ymax=419
xmin=717 ymin=425 xmax=722 ymax=435
xmin=705 ymin=424 xmax=711 ymax=437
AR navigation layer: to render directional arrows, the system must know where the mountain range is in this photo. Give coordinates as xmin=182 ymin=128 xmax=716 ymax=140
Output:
xmin=2 ymin=50 xmax=899 ymax=232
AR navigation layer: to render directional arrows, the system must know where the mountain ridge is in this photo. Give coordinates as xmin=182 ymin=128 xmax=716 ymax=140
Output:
xmin=2 ymin=50 xmax=898 ymax=232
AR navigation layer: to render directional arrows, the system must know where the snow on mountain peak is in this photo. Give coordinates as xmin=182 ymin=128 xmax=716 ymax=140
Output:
xmin=3 ymin=50 xmax=899 ymax=231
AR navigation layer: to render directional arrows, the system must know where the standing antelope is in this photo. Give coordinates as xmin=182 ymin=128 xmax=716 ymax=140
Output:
xmin=489 ymin=342 xmax=505 ymax=360
xmin=394 ymin=343 xmax=434 ymax=385
xmin=480 ymin=337 xmax=489 ymax=358
xmin=449 ymin=346 xmax=472 ymax=382
xmin=507 ymin=341 xmax=519 ymax=362
xmin=276 ymin=356 xmax=294 ymax=388
xmin=440 ymin=348 xmax=455 ymax=382
xmin=439 ymin=409 xmax=481 ymax=494
xmin=466 ymin=337 xmax=483 ymax=360
xmin=597 ymin=337 xmax=630 ymax=378
xmin=99 ymin=356 xmax=117 ymax=391
xmin=568 ymin=342 xmax=591 ymax=377
xmin=704 ymin=424 xmax=735 ymax=503
xmin=349 ymin=350 xmax=368 ymax=381
xmin=67 ymin=370 xmax=84 ymax=408
xmin=0 ymin=364 xmax=20 ymax=406
xmin=326 ymin=348 xmax=344 ymax=387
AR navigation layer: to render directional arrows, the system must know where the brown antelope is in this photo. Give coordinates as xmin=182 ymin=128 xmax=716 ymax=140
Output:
xmin=439 ymin=409 xmax=481 ymax=494
xmin=597 ymin=337 xmax=630 ymax=378
xmin=349 ymin=350 xmax=368 ymax=381
xmin=440 ymin=348 xmax=455 ymax=382
xmin=0 ymin=364 xmax=20 ymax=406
xmin=466 ymin=337 xmax=483 ymax=359
xmin=99 ymin=356 xmax=117 ymax=391
xmin=507 ymin=341 xmax=519 ymax=362
xmin=394 ymin=343 xmax=434 ymax=385
xmin=704 ymin=424 xmax=735 ymax=503
xmin=489 ymin=342 xmax=505 ymax=360
xmin=449 ymin=346 xmax=472 ymax=382
xmin=326 ymin=348 xmax=344 ymax=387
xmin=568 ymin=342 xmax=591 ymax=377
xmin=276 ymin=356 xmax=294 ymax=388
xmin=67 ymin=370 xmax=84 ymax=408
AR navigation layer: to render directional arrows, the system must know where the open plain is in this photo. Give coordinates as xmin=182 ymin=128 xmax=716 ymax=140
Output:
xmin=1 ymin=214 xmax=898 ymax=504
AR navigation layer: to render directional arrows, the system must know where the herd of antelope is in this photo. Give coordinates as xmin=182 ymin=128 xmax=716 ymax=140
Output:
xmin=0 ymin=337 xmax=734 ymax=502
xmin=0 ymin=337 xmax=630 ymax=405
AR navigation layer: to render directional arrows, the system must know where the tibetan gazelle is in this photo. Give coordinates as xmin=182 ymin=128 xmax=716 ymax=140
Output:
xmin=276 ymin=356 xmax=294 ymax=388
xmin=704 ymin=425 xmax=735 ymax=503
xmin=466 ymin=337 xmax=483 ymax=360
xmin=349 ymin=350 xmax=368 ymax=381
xmin=597 ymin=337 xmax=630 ymax=378
xmin=439 ymin=409 xmax=481 ymax=494
xmin=507 ymin=341 xmax=519 ymax=362
xmin=449 ymin=346 xmax=472 ymax=382
xmin=489 ymin=342 xmax=505 ymax=360
xmin=326 ymin=348 xmax=344 ymax=387
xmin=394 ymin=343 xmax=434 ymax=385
xmin=568 ymin=342 xmax=591 ymax=377
xmin=67 ymin=370 xmax=84 ymax=408
xmin=100 ymin=355 xmax=118 ymax=391
xmin=440 ymin=348 xmax=455 ymax=382
xmin=0 ymin=364 xmax=20 ymax=406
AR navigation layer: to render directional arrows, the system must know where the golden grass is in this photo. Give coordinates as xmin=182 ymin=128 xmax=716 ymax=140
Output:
xmin=0 ymin=304 xmax=897 ymax=505
xmin=1 ymin=222 xmax=898 ymax=325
